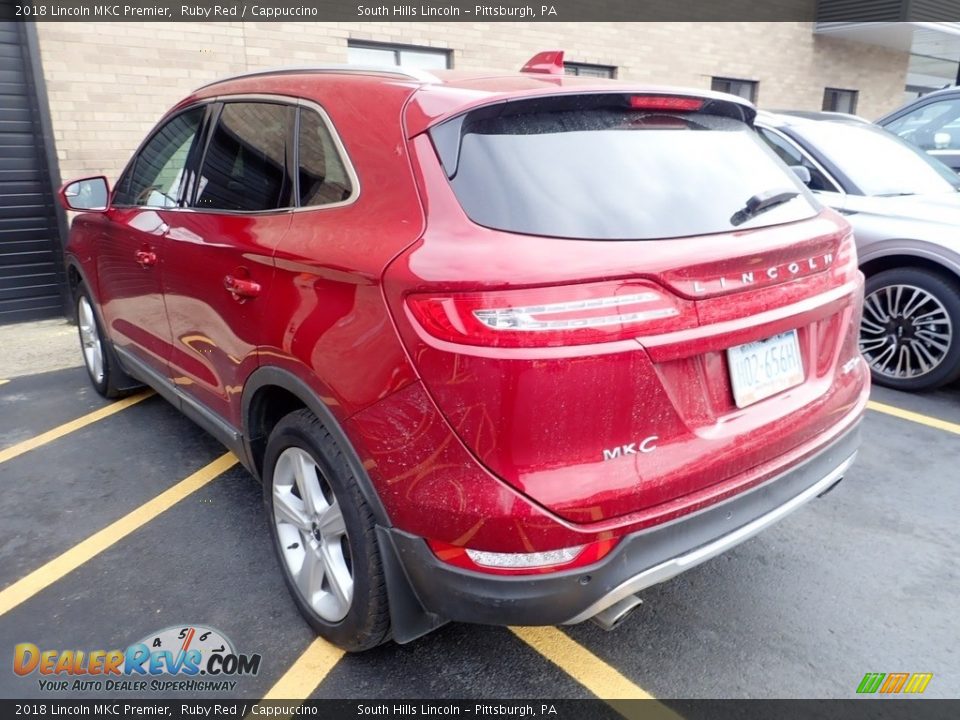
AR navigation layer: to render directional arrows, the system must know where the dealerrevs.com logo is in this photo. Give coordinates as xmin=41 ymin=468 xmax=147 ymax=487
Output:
xmin=13 ymin=625 xmax=262 ymax=693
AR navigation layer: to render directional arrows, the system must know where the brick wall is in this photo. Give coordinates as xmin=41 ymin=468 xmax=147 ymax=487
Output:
xmin=36 ymin=21 xmax=910 ymax=182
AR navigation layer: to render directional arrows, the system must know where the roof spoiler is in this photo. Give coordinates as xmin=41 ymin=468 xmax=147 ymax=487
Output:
xmin=520 ymin=50 xmax=565 ymax=75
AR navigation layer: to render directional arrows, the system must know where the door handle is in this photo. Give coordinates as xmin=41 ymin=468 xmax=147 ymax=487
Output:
xmin=224 ymin=274 xmax=261 ymax=300
xmin=135 ymin=250 xmax=157 ymax=268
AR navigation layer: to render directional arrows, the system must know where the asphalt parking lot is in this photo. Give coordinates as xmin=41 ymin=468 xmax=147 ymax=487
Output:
xmin=0 ymin=364 xmax=958 ymax=703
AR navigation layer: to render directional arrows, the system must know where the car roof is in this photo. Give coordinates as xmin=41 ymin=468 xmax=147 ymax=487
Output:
xmin=877 ymin=86 xmax=960 ymax=123
xmin=894 ymin=85 xmax=960 ymax=102
xmin=770 ymin=110 xmax=871 ymax=124
xmin=757 ymin=109 xmax=875 ymax=126
xmin=755 ymin=109 xmax=875 ymax=131
xmin=189 ymin=64 xmax=756 ymax=137
xmin=755 ymin=110 xmax=804 ymax=128
xmin=193 ymin=63 xmax=749 ymax=98
xmin=193 ymin=64 xmax=443 ymax=90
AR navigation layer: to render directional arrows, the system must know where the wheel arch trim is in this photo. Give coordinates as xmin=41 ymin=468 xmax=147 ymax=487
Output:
xmin=241 ymin=365 xmax=391 ymax=527
xmin=64 ymin=253 xmax=104 ymax=305
xmin=859 ymin=241 xmax=960 ymax=283
xmin=65 ymin=256 xmax=95 ymax=306
xmin=65 ymin=257 xmax=115 ymax=354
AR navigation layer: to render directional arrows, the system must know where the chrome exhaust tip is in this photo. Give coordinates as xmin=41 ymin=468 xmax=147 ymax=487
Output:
xmin=817 ymin=476 xmax=843 ymax=498
xmin=589 ymin=594 xmax=643 ymax=631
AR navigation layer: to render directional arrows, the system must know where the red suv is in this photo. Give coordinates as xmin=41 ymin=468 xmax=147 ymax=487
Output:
xmin=59 ymin=54 xmax=869 ymax=652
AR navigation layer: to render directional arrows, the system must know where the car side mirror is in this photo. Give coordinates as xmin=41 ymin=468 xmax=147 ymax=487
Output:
xmin=59 ymin=176 xmax=110 ymax=212
xmin=789 ymin=165 xmax=812 ymax=186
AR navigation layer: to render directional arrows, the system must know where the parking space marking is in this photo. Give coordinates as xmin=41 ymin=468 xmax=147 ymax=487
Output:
xmin=509 ymin=627 xmax=673 ymax=708
xmin=867 ymin=400 xmax=960 ymax=436
xmin=0 ymin=379 xmax=8 ymax=387
xmin=0 ymin=389 xmax=154 ymax=464
xmin=260 ymin=637 xmax=344 ymax=701
xmin=0 ymin=452 xmax=237 ymax=617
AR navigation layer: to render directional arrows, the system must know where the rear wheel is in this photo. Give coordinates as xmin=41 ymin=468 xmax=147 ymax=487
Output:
xmin=263 ymin=409 xmax=390 ymax=651
xmin=859 ymin=268 xmax=960 ymax=391
xmin=75 ymin=286 xmax=136 ymax=398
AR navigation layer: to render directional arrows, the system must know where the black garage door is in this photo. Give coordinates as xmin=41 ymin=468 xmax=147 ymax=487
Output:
xmin=0 ymin=21 xmax=65 ymax=324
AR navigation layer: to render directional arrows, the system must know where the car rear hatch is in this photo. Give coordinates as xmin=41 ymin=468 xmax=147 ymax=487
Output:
xmin=383 ymin=90 xmax=863 ymax=525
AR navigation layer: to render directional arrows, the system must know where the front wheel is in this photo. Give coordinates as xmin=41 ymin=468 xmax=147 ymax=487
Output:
xmin=859 ymin=268 xmax=960 ymax=391
xmin=263 ymin=409 xmax=390 ymax=652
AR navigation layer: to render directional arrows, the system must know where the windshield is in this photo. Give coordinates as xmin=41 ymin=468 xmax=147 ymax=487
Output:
xmin=793 ymin=122 xmax=960 ymax=197
xmin=436 ymin=106 xmax=819 ymax=240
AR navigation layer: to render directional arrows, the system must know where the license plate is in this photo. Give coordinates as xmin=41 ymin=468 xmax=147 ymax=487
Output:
xmin=727 ymin=330 xmax=804 ymax=408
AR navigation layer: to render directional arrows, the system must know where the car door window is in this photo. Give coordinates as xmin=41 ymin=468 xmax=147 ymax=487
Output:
xmin=886 ymin=99 xmax=960 ymax=151
xmin=114 ymin=107 xmax=205 ymax=208
xmin=297 ymin=108 xmax=355 ymax=207
xmin=757 ymin=127 xmax=838 ymax=193
xmin=193 ymin=102 xmax=295 ymax=212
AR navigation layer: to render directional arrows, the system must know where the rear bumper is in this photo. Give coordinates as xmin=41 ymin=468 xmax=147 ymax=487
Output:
xmin=384 ymin=418 xmax=861 ymax=628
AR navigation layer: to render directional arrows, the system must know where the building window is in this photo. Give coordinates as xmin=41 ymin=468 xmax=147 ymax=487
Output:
xmin=564 ymin=62 xmax=616 ymax=79
xmin=347 ymin=41 xmax=450 ymax=70
xmin=711 ymin=77 xmax=758 ymax=103
xmin=822 ymin=88 xmax=859 ymax=115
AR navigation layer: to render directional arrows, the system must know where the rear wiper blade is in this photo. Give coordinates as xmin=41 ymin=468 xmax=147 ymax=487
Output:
xmin=730 ymin=189 xmax=799 ymax=227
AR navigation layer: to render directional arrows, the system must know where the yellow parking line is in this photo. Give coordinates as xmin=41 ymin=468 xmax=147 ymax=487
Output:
xmin=0 ymin=390 xmax=154 ymax=465
xmin=260 ymin=637 xmax=345 ymax=701
xmin=511 ymin=626 xmax=654 ymax=700
xmin=867 ymin=400 xmax=960 ymax=436
xmin=0 ymin=452 xmax=237 ymax=616
xmin=0 ymin=379 xmax=8 ymax=387
xmin=511 ymin=627 xmax=683 ymax=718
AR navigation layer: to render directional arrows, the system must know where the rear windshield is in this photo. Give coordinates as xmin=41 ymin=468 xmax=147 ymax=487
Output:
xmin=434 ymin=102 xmax=819 ymax=240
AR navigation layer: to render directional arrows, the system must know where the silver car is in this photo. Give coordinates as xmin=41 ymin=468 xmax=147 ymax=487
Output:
xmin=756 ymin=111 xmax=960 ymax=392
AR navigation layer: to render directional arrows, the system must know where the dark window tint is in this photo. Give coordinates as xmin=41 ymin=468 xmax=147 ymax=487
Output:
xmin=114 ymin=107 xmax=204 ymax=207
xmin=757 ymin=127 xmax=838 ymax=192
xmin=711 ymin=77 xmax=758 ymax=103
xmin=194 ymin=102 xmax=294 ymax=212
xmin=439 ymin=106 xmax=818 ymax=240
xmin=297 ymin=109 xmax=353 ymax=207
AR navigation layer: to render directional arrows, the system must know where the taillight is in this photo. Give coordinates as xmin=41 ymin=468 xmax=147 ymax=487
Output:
xmin=428 ymin=538 xmax=618 ymax=576
xmin=832 ymin=231 xmax=859 ymax=282
xmin=406 ymin=280 xmax=696 ymax=348
xmin=629 ymin=95 xmax=703 ymax=112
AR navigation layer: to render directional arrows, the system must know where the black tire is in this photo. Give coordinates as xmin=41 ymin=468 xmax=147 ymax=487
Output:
xmin=263 ymin=409 xmax=390 ymax=652
xmin=74 ymin=285 xmax=138 ymax=399
xmin=861 ymin=268 xmax=960 ymax=392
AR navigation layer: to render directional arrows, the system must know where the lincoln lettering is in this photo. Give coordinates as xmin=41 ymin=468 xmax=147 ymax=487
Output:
xmin=690 ymin=253 xmax=834 ymax=294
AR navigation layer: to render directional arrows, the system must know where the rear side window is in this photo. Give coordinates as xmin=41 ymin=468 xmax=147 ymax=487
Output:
xmin=114 ymin=107 xmax=204 ymax=208
xmin=757 ymin=127 xmax=838 ymax=192
xmin=194 ymin=102 xmax=294 ymax=212
xmin=435 ymin=100 xmax=819 ymax=240
xmin=297 ymin=108 xmax=354 ymax=207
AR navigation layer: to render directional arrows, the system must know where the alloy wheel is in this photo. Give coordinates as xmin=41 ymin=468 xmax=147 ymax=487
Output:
xmin=860 ymin=283 xmax=952 ymax=381
xmin=77 ymin=295 xmax=105 ymax=385
xmin=272 ymin=447 xmax=354 ymax=623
